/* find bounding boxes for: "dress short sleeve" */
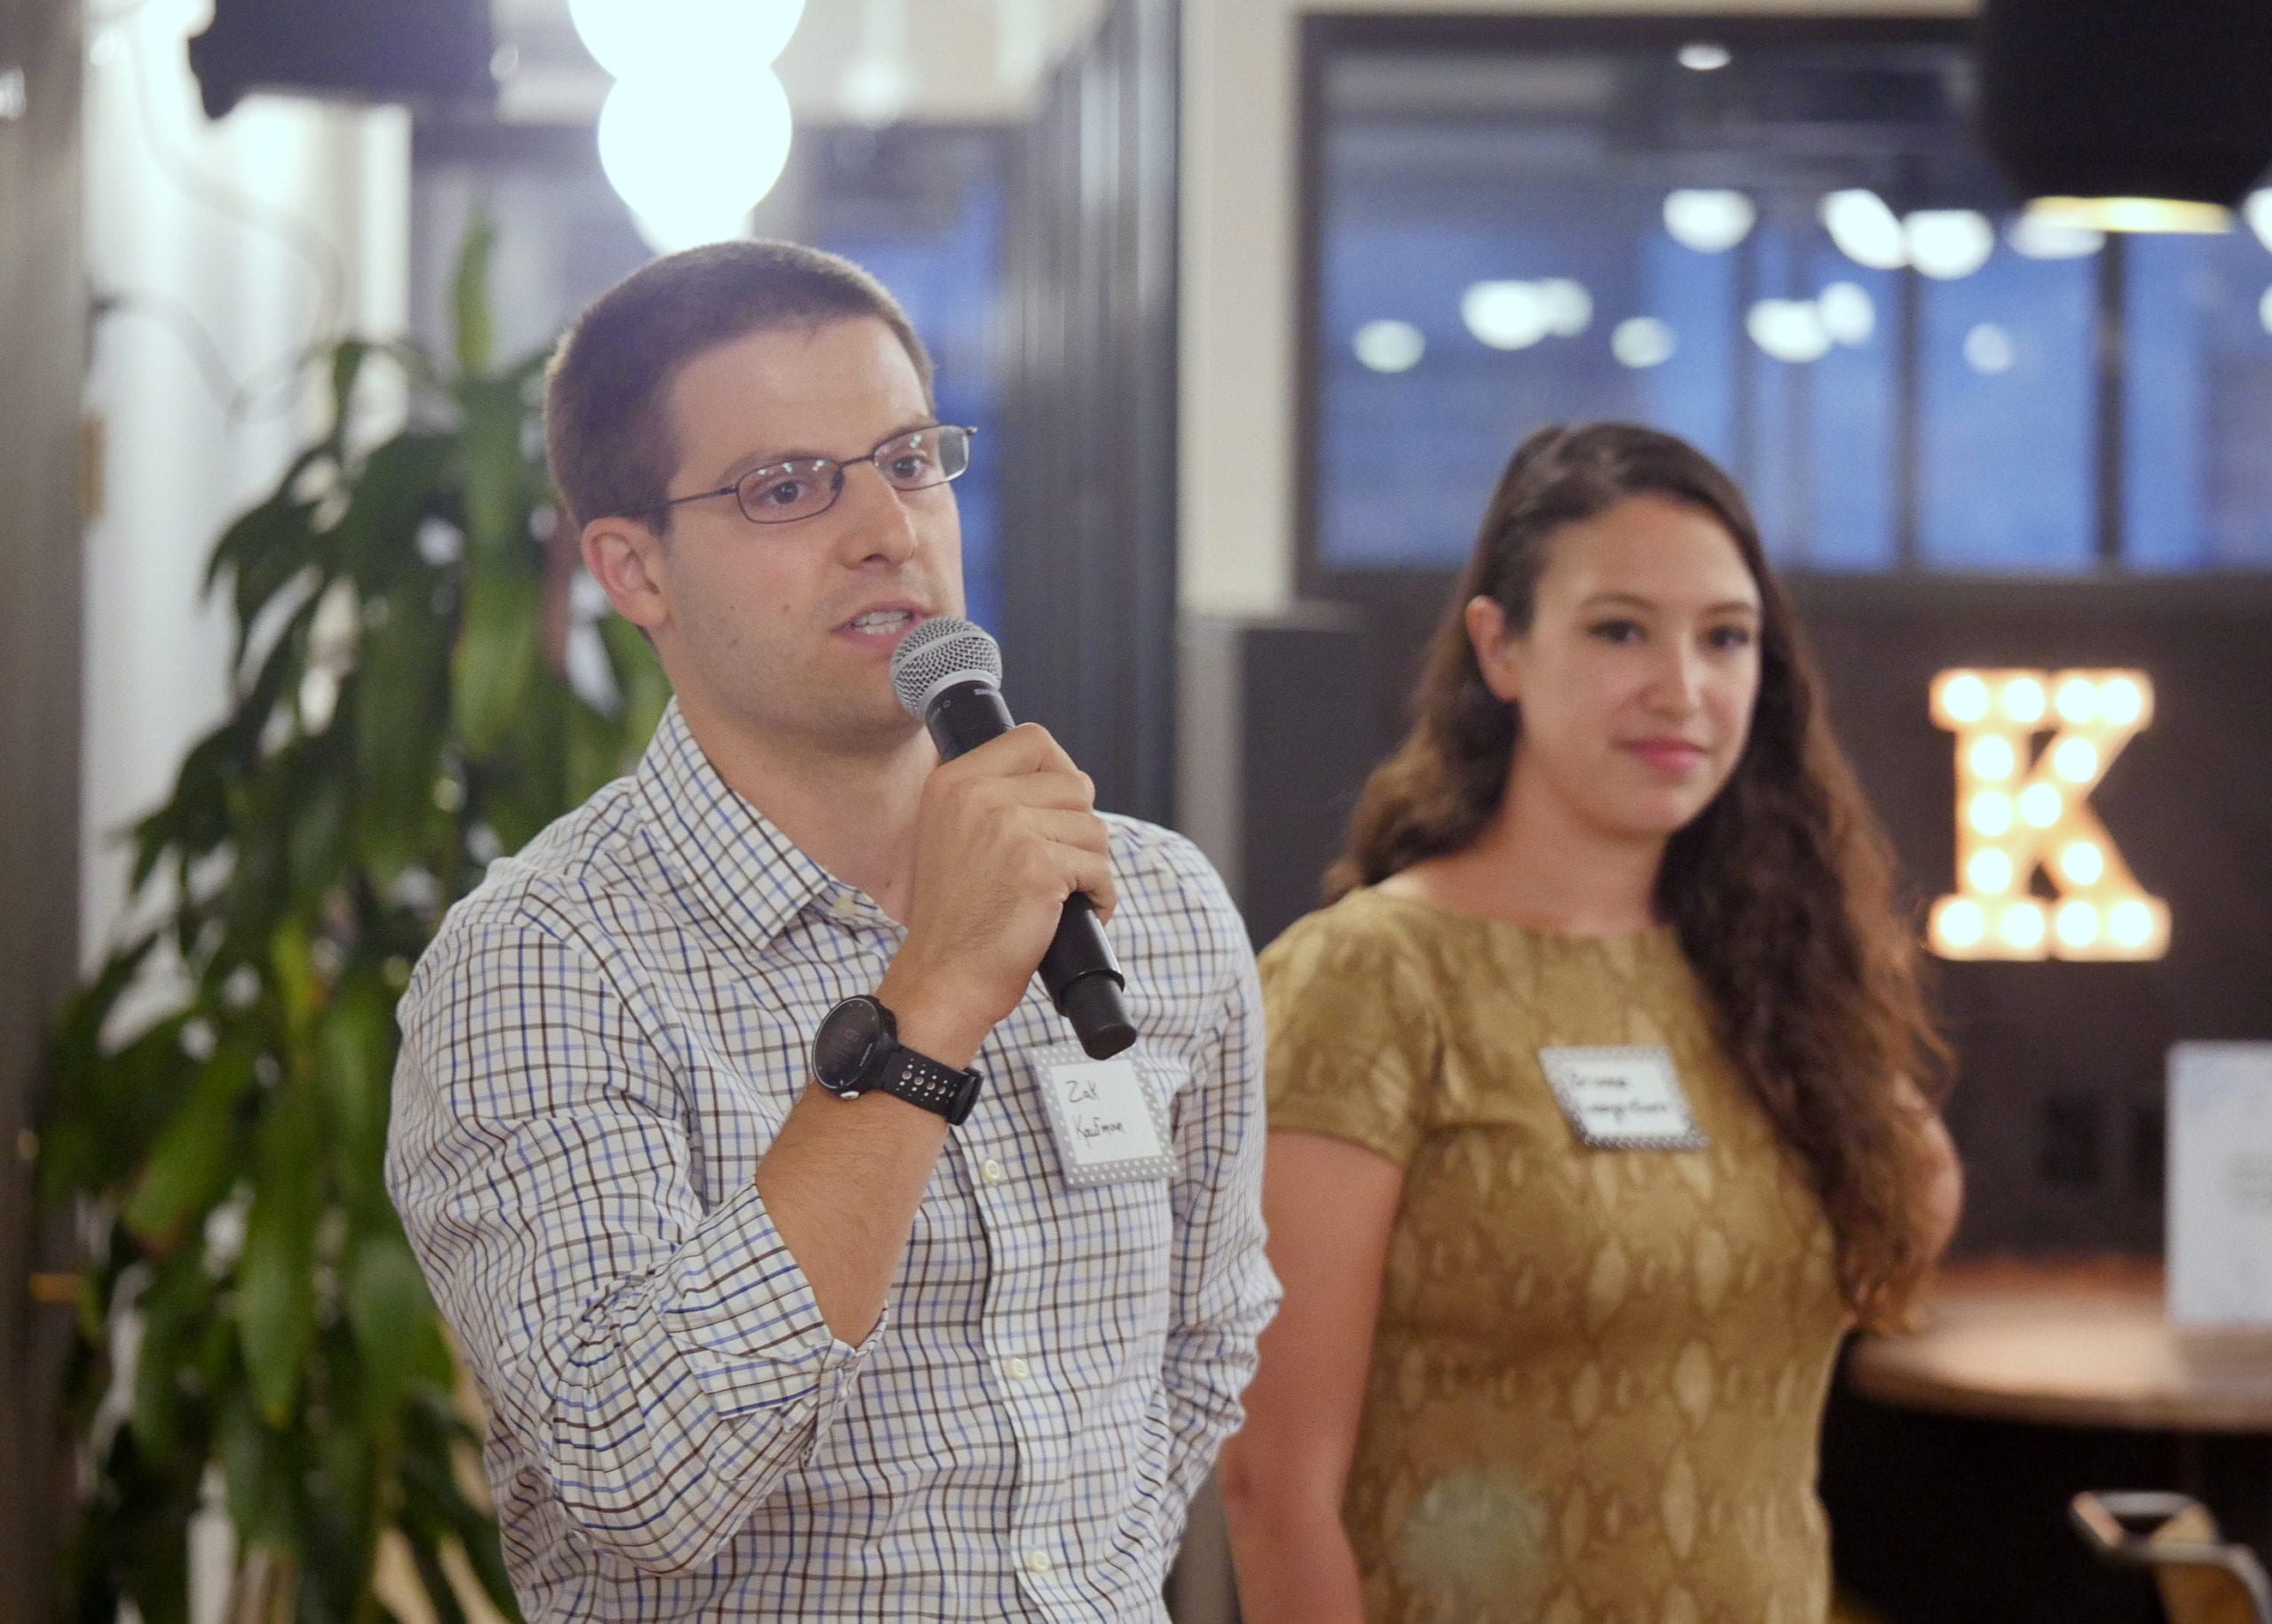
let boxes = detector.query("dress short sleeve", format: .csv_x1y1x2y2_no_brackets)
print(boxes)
1257,901,1440,1168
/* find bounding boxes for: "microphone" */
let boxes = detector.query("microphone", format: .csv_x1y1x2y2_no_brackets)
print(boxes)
890,617,1136,1060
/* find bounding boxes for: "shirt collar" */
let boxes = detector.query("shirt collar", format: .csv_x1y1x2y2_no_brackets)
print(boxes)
635,698,837,951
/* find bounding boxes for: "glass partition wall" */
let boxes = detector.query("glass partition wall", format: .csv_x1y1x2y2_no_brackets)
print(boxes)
1302,17,2272,582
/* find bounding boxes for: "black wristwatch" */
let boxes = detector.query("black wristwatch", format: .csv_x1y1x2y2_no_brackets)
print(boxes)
809,995,984,1126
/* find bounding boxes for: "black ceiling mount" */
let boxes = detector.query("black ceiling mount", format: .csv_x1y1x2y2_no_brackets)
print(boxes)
1976,0,2272,209
186,0,497,122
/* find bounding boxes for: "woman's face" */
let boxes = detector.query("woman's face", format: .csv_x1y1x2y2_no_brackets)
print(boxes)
1471,493,1764,844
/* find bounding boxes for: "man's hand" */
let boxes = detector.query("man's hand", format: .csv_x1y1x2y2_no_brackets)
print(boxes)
879,723,1115,1067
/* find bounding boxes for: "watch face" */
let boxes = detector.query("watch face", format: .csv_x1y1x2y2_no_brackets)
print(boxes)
812,997,888,1093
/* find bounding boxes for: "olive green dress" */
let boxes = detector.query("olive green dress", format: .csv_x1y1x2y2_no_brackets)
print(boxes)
1258,887,1849,1624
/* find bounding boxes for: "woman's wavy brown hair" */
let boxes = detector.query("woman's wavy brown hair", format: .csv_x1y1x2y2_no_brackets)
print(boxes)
1326,422,1950,1326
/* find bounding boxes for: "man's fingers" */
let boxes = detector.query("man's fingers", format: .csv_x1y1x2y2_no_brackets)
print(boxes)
1027,808,1111,855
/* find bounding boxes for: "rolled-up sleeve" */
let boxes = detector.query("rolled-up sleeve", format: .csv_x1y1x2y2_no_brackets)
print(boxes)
385,895,874,1575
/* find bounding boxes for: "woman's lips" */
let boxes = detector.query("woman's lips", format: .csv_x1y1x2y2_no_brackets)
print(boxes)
1621,738,1708,773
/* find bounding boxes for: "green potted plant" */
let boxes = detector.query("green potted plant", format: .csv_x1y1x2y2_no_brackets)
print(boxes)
38,219,666,1623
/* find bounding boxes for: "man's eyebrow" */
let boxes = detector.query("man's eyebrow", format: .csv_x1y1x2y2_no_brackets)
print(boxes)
709,418,942,486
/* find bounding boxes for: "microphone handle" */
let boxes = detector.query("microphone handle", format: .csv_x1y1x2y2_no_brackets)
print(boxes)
925,682,1136,1060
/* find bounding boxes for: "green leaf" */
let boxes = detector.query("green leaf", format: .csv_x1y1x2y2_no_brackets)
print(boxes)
130,1254,217,1459
450,211,496,378
345,1229,450,1419
459,377,527,569
122,1038,256,1242
317,981,393,1193
351,576,451,884
235,1092,321,1423
328,341,370,449
598,613,669,752
217,1389,302,1549
452,574,541,759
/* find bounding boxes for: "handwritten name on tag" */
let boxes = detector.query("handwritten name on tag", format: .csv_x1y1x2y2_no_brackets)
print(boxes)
1538,1045,1709,1152
1035,1048,1176,1187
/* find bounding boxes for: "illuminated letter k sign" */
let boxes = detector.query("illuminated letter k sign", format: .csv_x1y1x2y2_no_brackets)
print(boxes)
1928,669,2167,961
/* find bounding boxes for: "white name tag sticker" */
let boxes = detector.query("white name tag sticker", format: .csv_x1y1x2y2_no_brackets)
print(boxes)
1539,1045,1710,1152
1034,1045,1177,1187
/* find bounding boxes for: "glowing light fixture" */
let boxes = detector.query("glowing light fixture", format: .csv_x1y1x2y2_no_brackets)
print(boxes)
1936,671,1990,725
1964,324,2016,375
1905,210,1996,280
2245,190,2272,252
1968,737,2016,781
1677,42,1731,72
597,68,793,252
1747,299,1831,364
2001,675,2047,724
2022,197,2232,235
1970,792,2015,838
2055,677,2101,724
1537,279,1594,338
1821,190,1906,271
1934,898,1986,950
1930,666,2167,961
575,0,804,254
1462,281,1554,351
570,0,803,83
1611,318,1676,369
1817,282,1875,347
2007,213,2104,259
1969,850,2016,894
1353,320,1425,374
1663,189,1755,254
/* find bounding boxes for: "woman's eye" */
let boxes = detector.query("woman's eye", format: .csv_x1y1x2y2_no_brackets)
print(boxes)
1708,625,1756,651
758,478,807,507
1590,619,1644,644
888,454,933,482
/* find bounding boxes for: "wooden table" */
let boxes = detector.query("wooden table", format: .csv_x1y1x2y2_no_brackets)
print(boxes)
1850,1257,2272,1558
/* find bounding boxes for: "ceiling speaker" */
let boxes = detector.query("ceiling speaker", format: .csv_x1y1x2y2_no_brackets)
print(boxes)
1978,0,2272,225
187,0,497,121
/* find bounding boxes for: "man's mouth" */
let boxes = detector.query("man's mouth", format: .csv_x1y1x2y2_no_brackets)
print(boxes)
843,608,918,635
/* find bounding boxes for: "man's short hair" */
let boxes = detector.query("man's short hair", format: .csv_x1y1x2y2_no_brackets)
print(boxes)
543,239,935,534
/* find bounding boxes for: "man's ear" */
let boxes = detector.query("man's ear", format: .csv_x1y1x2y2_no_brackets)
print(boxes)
1464,595,1522,704
582,514,670,635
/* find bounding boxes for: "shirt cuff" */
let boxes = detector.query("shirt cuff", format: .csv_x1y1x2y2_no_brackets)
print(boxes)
658,1181,888,1435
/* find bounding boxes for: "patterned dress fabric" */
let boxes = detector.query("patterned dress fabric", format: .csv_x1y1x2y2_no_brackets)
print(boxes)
1258,887,1849,1624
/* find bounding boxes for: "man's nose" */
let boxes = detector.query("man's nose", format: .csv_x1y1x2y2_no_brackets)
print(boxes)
835,463,921,566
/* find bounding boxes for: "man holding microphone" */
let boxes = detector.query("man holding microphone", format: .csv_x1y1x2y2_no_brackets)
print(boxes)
386,240,1277,1619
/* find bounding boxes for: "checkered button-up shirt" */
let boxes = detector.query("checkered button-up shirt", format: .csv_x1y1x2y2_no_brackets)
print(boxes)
386,699,1279,1620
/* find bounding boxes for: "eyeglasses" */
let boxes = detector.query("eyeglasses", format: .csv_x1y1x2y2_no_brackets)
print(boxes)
656,423,976,526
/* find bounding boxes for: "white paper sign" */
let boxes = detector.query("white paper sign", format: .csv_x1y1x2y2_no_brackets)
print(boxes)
1034,1047,1176,1186
2169,1042,2272,1328
1538,1045,1710,1152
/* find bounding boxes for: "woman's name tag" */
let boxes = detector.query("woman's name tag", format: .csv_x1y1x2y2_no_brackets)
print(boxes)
1034,1045,1178,1187
1538,1045,1710,1152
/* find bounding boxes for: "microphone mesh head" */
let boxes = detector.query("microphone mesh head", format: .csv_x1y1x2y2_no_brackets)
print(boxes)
889,616,1003,721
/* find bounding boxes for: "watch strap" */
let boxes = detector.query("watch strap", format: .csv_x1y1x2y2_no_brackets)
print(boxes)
871,1044,984,1126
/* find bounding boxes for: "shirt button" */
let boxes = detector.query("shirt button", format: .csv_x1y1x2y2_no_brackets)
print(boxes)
1024,1549,1053,1575
826,894,859,920
980,1158,1008,1185
1005,1355,1031,1383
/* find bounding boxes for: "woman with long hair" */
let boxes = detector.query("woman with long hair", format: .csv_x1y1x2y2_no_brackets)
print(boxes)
1220,422,1962,1623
